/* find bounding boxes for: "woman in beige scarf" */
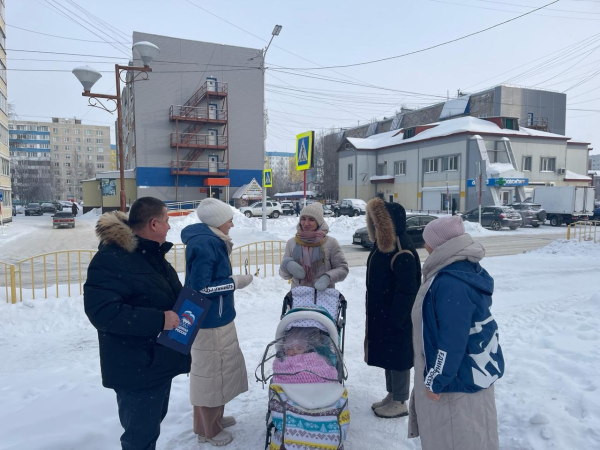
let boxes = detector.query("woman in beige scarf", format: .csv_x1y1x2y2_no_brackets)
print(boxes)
279,202,349,290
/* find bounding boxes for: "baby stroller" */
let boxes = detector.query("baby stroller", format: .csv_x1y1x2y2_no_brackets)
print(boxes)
256,286,349,450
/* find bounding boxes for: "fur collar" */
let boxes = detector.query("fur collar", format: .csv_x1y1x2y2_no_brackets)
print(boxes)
366,198,396,253
95,211,138,253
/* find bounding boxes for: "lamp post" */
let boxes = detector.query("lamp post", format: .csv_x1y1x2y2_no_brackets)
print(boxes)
72,41,160,212
261,25,282,232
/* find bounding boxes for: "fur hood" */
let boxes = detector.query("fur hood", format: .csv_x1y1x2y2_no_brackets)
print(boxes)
366,198,407,253
95,211,137,253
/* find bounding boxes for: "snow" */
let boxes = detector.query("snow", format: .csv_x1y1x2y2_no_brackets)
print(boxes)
274,191,317,197
564,170,592,181
369,175,394,181
347,116,572,151
487,162,517,175
1,239,600,449
439,95,470,119
166,208,368,246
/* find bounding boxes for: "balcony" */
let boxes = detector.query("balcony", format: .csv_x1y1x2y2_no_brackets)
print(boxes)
169,105,228,124
170,160,229,176
170,133,228,149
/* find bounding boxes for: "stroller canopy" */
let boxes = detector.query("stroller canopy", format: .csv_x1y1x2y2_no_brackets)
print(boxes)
275,311,340,349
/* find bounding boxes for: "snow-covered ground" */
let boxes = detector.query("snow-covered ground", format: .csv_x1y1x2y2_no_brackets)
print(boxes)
1,239,599,449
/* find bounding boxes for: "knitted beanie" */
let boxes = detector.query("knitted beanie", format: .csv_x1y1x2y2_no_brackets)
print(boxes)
422,215,465,250
299,202,325,227
196,198,233,228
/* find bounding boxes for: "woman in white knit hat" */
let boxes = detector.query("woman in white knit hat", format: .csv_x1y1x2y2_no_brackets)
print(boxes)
279,202,349,290
408,215,504,450
181,198,253,447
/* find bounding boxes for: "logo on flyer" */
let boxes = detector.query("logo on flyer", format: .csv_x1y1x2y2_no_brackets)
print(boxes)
168,299,204,345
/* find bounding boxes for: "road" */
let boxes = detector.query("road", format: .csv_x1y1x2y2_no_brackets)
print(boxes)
341,231,566,267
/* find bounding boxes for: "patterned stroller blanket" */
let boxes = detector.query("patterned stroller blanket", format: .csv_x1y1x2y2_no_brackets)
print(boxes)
285,287,340,332
268,384,350,450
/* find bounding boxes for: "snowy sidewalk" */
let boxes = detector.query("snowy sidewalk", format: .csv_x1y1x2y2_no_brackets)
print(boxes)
1,239,599,449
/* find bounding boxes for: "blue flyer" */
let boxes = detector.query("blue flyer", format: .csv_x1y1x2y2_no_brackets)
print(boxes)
157,286,212,355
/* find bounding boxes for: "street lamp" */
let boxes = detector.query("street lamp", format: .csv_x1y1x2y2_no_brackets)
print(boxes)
260,25,282,232
72,41,160,212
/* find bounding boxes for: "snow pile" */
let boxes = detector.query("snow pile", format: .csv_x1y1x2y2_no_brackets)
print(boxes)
527,238,600,256
564,169,592,181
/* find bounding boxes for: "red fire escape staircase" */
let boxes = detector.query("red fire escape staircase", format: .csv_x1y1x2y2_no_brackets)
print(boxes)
169,81,229,175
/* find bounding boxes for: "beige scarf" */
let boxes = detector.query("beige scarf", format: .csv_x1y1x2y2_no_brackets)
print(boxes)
208,226,233,255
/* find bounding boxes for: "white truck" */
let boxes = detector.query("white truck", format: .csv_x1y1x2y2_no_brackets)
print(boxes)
533,186,596,226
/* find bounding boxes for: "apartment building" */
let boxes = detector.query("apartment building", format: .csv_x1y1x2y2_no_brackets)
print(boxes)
0,0,9,222
10,118,111,201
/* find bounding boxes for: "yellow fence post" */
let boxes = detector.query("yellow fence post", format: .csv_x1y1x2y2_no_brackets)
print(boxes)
567,224,571,240
9,264,17,304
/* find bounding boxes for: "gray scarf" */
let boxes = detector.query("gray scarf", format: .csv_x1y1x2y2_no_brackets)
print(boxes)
421,233,485,283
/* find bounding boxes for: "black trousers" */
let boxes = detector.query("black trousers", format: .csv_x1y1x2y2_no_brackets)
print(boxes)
385,369,410,402
114,381,172,450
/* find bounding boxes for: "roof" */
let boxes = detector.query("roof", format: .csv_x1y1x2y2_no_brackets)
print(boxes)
345,116,575,151
564,170,592,181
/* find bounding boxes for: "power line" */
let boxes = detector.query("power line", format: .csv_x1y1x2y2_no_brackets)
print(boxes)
476,0,600,14
269,1,560,71
6,24,131,43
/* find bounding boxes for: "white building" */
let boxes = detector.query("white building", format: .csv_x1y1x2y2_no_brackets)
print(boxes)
339,116,591,211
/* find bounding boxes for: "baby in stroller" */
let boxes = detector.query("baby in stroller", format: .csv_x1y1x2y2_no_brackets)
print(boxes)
272,327,338,384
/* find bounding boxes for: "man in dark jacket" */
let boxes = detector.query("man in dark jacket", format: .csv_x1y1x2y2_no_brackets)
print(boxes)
71,201,79,216
84,197,191,450
365,198,421,419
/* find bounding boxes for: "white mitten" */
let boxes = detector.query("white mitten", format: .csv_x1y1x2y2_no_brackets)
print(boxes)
231,274,253,290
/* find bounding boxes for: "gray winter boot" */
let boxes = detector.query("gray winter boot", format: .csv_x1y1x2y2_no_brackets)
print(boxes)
198,429,233,446
373,400,408,418
371,392,393,411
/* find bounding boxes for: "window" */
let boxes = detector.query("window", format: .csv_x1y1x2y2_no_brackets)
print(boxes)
52,137,58,142
426,158,439,173
65,154,71,160
64,129,69,134
38,126,49,132
96,130,103,136
66,179,71,184
97,147,104,153
54,162,60,167
0,60,6,83
1,157,9,176
53,128,58,133
97,155,105,161
0,123,8,146
86,147,93,152
75,129,80,135
54,171,60,176
96,139,104,144
76,138,81,143
64,163,71,167
541,157,556,172
76,155,82,161
64,137,70,142
86,138,92,144
97,163,105,169
348,163,353,180
522,156,532,171
404,128,416,139
394,160,406,176
54,154,59,160
66,170,72,176
87,155,93,160
85,130,91,136
64,146,70,151
503,118,518,130
76,146,81,152
443,156,458,171
0,91,7,114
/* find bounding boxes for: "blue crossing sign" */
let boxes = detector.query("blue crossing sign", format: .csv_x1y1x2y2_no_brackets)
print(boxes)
295,131,314,171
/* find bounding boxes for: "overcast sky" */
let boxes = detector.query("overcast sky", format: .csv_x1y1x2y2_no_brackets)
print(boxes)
7,0,600,158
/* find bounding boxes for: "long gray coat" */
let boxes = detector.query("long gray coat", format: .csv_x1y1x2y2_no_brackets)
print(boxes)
408,234,499,450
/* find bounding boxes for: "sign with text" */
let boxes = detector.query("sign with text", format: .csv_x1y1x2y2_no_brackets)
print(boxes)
101,179,116,196
295,131,314,171
467,178,529,187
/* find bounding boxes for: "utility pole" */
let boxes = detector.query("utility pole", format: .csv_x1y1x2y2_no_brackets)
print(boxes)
261,25,282,232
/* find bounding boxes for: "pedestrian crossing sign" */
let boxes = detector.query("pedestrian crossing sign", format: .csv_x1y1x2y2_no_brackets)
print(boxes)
295,131,314,171
263,169,273,188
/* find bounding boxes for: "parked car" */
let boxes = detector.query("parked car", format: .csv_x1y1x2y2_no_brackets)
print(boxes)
507,203,547,228
40,202,57,214
593,206,600,221
24,203,43,216
323,204,334,217
332,198,367,217
52,201,63,211
59,201,76,210
52,211,76,229
239,201,283,218
353,214,437,248
461,206,522,230
281,203,295,216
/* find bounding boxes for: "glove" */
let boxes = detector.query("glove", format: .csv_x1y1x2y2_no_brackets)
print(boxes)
231,274,253,290
285,260,306,280
314,274,331,291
